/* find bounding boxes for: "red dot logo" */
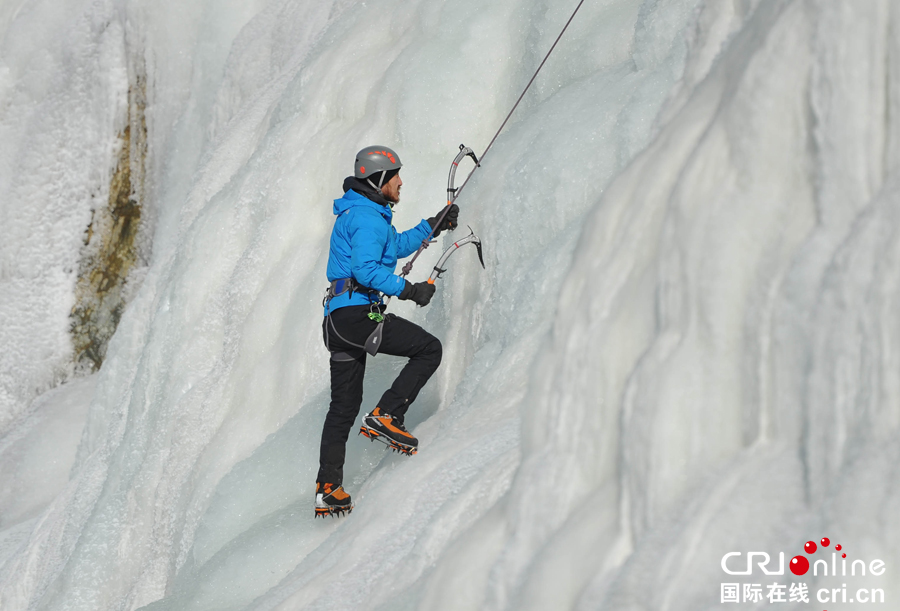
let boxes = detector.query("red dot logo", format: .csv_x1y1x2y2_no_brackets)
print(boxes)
804,541,818,554
842,553,847,558
790,555,810,575
835,544,842,551
821,537,831,547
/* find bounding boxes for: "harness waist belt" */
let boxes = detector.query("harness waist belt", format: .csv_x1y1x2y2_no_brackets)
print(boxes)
327,278,379,299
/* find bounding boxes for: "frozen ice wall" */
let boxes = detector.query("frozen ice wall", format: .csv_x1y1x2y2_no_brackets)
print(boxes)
0,0,127,430
1,0,899,609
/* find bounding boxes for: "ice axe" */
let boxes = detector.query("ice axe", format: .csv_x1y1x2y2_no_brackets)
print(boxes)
427,226,485,284
400,145,479,278
365,228,484,357
365,148,484,357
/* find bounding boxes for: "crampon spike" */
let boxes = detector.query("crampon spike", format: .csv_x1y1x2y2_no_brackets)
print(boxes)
359,424,417,455
315,505,352,519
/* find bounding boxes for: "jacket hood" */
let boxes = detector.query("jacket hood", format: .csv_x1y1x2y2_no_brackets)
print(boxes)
333,178,393,220
342,176,391,207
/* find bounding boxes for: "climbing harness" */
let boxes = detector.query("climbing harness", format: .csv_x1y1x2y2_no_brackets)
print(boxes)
325,277,374,300
323,279,385,359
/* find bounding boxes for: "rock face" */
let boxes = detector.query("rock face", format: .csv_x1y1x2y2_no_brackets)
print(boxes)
70,75,148,372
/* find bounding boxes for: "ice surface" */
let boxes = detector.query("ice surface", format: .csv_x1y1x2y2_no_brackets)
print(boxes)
1,0,900,610
0,0,128,431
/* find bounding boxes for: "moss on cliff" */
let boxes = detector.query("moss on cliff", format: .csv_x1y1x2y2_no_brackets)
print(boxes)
70,74,148,372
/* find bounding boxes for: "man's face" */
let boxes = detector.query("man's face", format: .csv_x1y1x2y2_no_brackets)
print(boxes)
381,173,402,203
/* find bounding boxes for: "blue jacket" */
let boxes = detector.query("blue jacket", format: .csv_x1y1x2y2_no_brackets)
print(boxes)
325,184,431,315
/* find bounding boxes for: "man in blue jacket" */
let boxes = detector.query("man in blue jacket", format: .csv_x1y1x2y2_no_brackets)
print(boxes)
316,145,459,517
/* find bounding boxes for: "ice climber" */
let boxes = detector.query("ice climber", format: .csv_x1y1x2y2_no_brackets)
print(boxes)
316,145,459,517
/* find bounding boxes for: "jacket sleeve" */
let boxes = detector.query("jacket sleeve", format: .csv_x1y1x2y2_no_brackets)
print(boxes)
349,212,408,296
396,219,432,259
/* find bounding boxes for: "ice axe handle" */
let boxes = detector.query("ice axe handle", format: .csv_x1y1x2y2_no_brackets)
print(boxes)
447,145,478,205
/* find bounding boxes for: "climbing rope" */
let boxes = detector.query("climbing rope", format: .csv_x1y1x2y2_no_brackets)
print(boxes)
454,0,587,202
402,0,587,277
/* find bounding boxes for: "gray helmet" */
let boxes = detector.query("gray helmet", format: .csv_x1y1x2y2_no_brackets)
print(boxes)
355,146,402,187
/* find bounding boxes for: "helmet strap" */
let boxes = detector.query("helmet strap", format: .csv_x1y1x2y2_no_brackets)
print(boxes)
367,171,387,191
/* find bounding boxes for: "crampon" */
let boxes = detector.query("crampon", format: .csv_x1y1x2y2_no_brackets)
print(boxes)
315,504,353,518
359,425,417,456
359,408,418,456
315,483,353,518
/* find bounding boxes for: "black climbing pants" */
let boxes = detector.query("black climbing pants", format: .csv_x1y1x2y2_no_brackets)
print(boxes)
317,304,442,485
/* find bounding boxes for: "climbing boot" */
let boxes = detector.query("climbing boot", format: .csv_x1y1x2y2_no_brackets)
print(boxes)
315,482,353,518
359,407,418,456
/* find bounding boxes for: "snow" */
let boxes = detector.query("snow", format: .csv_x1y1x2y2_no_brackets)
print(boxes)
1,0,899,610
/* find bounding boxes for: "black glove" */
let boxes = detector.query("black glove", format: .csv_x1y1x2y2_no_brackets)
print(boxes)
427,204,459,237
398,280,436,306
